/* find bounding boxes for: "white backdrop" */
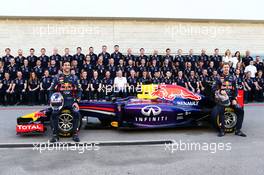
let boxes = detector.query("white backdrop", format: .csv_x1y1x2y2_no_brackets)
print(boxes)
0,0,263,20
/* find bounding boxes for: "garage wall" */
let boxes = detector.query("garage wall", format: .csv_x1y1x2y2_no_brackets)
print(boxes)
0,18,263,56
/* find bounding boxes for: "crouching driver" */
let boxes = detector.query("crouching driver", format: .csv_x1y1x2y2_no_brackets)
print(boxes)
49,61,82,142
212,62,246,137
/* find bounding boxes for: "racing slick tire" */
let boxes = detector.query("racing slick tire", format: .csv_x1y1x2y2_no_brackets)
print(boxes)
212,107,237,133
58,109,82,137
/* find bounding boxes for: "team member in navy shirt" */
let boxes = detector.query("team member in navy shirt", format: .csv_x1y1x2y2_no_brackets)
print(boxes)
82,55,94,80
98,45,111,66
90,71,102,100
40,70,53,105
111,45,123,66
50,48,62,68
39,48,50,68
124,48,136,66
242,50,253,67
6,58,18,80
72,47,85,66
244,71,255,103
33,60,44,79
106,58,117,79
174,49,185,71
88,47,98,66
174,71,188,88
27,48,38,68
2,48,14,67
254,70,264,102
12,71,27,105
62,48,73,62
0,73,13,105
136,48,149,66
210,48,222,69
127,70,138,96
15,49,26,67
101,71,114,100
95,56,105,79
28,72,40,105
188,70,200,93
80,71,90,100
48,60,59,77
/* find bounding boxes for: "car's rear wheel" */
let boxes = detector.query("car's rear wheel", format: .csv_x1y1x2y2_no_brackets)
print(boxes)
212,107,237,133
58,109,82,137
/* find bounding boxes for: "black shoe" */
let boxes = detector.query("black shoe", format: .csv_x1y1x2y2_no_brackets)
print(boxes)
218,129,225,137
72,134,80,142
49,135,59,143
235,130,247,137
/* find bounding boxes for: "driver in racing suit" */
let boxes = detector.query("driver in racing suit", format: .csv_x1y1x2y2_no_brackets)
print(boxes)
49,61,82,142
212,62,246,137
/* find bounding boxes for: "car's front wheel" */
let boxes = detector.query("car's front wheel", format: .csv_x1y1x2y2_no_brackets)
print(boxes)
58,109,82,137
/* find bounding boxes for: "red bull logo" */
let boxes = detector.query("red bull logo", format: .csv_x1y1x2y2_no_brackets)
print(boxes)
60,83,74,91
151,85,201,101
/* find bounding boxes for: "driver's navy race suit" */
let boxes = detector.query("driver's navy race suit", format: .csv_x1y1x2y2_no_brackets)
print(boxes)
212,73,244,131
49,73,82,135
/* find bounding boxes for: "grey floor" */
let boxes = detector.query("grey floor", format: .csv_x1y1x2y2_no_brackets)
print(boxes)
0,105,263,175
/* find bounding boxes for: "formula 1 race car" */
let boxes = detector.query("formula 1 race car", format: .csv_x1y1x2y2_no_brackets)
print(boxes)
16,84,244,136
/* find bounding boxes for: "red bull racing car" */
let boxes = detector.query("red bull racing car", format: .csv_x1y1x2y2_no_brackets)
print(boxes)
16,84,243,136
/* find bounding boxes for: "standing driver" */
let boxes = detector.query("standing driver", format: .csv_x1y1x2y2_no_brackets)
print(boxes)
212,62,246,137
49,61,82,142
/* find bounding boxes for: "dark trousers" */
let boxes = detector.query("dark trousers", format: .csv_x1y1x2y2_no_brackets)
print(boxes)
50,107,80,135
114,91,127,98
82,90,90,100
0,91,3,105
28,90,39,105
211,104,244,131
127,87,137,96
15,90,27,104
90,89,101,100
40,89,49,105
255,88,264,102
244,88,255,102
0,90,7,105
101,89,113,101
0,90,14,105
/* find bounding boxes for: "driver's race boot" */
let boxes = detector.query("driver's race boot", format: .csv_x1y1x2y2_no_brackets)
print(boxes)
218,129,225,137
72,133,80,142
49,134,59,143
235,130,247,137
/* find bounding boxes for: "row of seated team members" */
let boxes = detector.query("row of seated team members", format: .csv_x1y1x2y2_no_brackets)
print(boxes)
0,67,263,105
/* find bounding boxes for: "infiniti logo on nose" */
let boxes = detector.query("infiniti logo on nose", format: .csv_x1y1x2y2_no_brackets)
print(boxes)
141,105,162,116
